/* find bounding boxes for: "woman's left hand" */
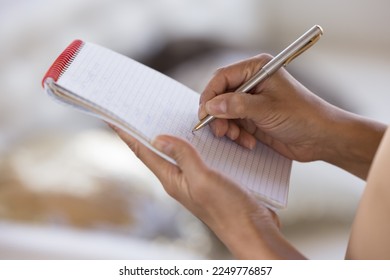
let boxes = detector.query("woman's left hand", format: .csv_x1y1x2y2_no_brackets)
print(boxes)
111,126,304,259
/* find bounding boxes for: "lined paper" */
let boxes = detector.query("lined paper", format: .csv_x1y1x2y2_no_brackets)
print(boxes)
51,42,291,208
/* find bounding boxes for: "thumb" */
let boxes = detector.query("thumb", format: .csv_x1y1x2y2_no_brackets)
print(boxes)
152,135,206,176
205,93,265,120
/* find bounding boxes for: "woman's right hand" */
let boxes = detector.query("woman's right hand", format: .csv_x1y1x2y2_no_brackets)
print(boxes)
199,54,386,179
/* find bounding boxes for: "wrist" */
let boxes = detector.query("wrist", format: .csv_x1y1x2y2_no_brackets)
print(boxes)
320,108,386,180
210,205,304,259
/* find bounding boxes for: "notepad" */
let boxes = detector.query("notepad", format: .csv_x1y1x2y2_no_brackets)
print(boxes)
42,40,292,209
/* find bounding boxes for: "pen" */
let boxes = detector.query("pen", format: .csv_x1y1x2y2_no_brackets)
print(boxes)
192,24,323,132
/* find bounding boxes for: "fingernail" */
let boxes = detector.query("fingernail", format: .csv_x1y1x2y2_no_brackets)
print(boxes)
152,138,172,155
245,138,256,150
206,99,226,115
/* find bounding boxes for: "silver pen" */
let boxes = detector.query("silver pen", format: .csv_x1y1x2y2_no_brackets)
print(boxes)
192,25,323,132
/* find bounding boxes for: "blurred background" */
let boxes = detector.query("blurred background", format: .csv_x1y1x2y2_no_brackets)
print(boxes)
1,0,389,259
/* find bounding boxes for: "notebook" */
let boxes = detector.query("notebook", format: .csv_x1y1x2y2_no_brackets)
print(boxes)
42,40,292,209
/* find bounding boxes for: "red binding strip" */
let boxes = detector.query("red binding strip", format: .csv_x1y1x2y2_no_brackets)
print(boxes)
42,39,84,87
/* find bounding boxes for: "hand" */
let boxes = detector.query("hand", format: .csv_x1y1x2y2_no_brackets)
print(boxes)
199,54,336,162
111,126,304,259
199,54,386,178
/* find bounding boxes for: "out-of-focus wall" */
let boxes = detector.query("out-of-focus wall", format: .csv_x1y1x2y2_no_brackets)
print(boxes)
261,1,390,51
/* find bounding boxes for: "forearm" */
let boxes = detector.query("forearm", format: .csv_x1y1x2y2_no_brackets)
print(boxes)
320,107,386,180
346,127,390,259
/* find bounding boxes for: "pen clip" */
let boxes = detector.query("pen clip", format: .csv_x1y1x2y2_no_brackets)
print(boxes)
283,33,322,66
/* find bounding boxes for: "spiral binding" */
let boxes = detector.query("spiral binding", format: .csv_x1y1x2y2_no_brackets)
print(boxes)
42,39,84,87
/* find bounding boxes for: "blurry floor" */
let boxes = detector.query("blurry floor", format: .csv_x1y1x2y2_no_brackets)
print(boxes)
0,221,202,259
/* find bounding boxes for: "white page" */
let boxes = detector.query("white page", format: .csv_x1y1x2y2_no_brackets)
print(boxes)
50,42,291,208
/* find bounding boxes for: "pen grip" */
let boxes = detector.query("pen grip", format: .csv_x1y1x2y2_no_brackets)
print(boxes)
193,25,323,132
194,68,270,131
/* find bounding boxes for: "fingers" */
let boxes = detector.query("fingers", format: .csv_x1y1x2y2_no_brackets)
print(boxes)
152,135,210,200
209,118,229,138
198,54,272,119
204,93,261,149
205,92,268,120
197,54,274,146
112,125,208,187
234,129,257,150
209,118,257,150
152,135,207,179
111,126,177,186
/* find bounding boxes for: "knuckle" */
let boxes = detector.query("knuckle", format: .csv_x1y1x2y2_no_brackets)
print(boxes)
213,66,227,76
230,94,246,117
255,53,274,63
240,54,274,83
250,53,274,72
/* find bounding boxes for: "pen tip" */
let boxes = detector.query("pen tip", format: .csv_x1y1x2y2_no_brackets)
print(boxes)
192,115,213,132
192,122,201,133
192,122,204,132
